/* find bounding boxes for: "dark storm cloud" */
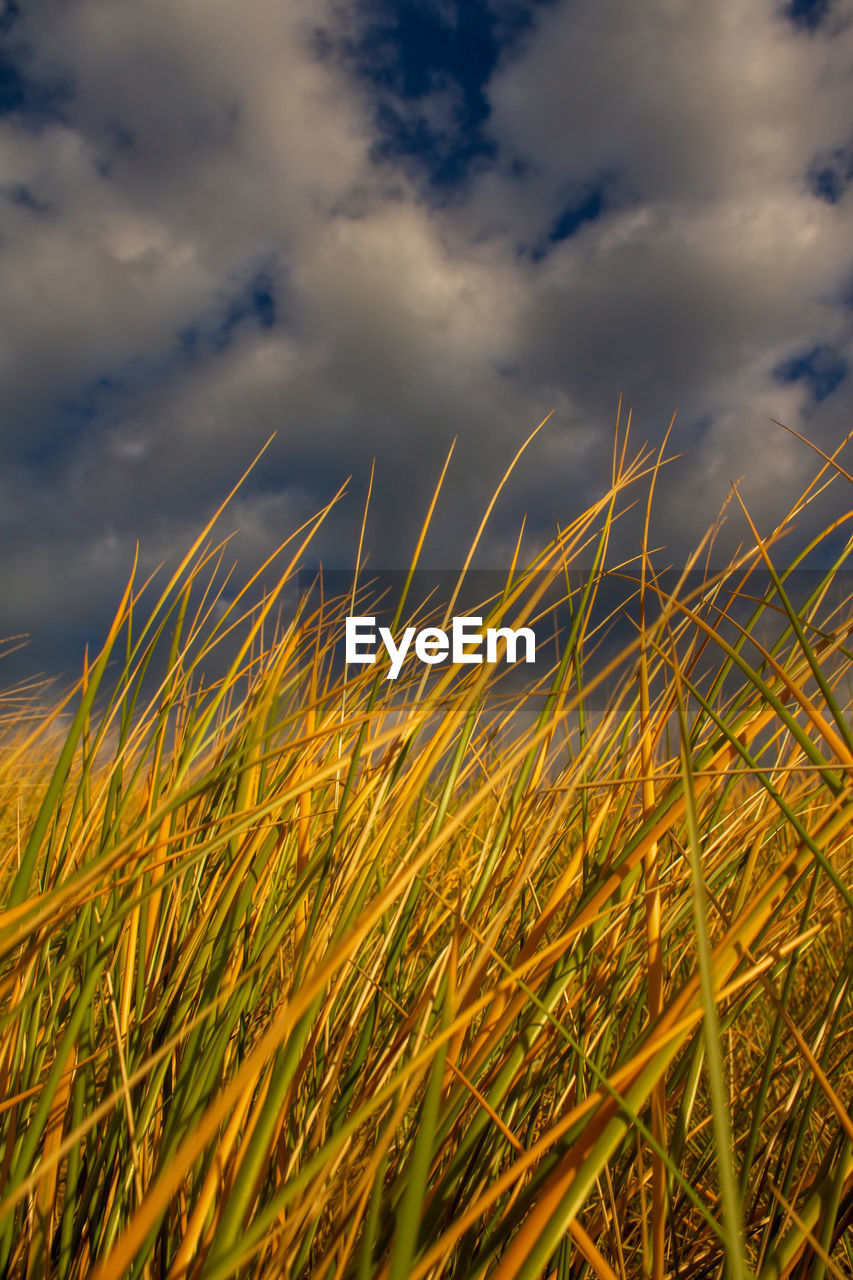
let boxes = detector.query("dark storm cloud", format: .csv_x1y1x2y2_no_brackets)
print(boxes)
1,0,853,684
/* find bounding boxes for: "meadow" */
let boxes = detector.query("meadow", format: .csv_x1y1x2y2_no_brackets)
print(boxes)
2,420,853,1279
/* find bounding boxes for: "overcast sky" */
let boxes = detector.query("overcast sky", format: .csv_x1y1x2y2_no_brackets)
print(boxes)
1,0,852,681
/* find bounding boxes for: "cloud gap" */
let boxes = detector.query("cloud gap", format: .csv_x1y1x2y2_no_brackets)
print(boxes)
318,0,553,193
773,343,849,401
783,0,832,32
807,144,853,203
0,38,72,125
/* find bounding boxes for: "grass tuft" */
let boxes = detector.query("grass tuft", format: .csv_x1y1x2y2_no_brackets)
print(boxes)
3,424,853,1279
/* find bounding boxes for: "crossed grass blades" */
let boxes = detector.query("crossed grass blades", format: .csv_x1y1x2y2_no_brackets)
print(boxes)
2,412,853,1280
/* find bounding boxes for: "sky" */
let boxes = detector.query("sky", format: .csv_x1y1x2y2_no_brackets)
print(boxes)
1,0,853,682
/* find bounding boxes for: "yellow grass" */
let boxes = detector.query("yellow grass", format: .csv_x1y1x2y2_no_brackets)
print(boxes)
2,416,853,1279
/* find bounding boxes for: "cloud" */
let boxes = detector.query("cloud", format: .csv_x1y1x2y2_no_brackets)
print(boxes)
1,0,853,685
469,0,853,540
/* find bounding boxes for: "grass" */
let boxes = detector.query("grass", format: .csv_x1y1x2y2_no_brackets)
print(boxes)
2,416,853,1279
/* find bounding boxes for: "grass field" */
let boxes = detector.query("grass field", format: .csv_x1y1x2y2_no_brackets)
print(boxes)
2,422,853,1279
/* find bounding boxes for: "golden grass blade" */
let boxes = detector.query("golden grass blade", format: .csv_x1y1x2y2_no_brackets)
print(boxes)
4,420,853,1280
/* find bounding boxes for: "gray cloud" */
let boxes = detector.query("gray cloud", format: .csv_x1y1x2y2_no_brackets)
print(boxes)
1,0,853,685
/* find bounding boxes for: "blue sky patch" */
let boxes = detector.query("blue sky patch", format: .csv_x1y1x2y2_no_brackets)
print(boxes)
214,266,278,348
807,146,853,203
0,50,30,115
322,0,555,193
523,179,618,260
774,344,849,400
550,187,605,243
4,182,50,214
783,0,832,31
21,374,128,468
0,39,72,125
0,2,19,37
60,374,126,425
181,263,281,359
370,97,496,191
23,262,283,468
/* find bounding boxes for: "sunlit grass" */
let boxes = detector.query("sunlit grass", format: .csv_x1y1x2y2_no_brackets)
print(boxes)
2,418,853,1279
